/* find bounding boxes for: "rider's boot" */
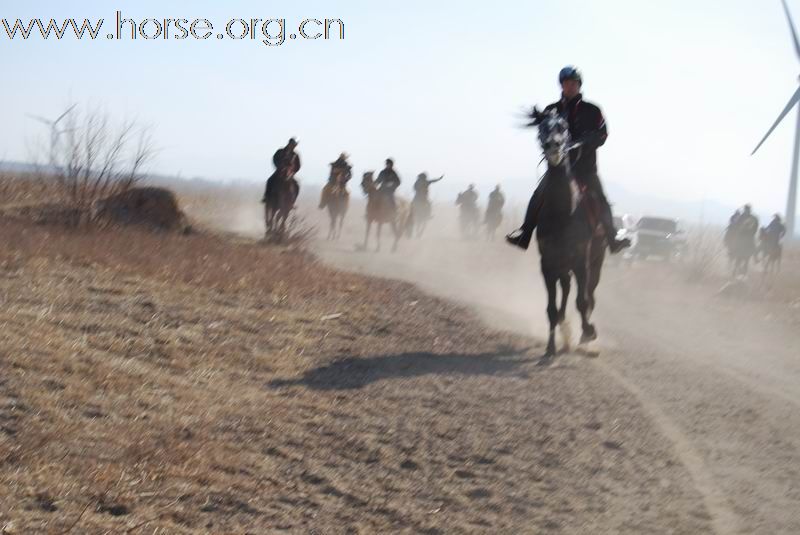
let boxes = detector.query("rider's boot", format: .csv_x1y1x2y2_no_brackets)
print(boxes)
598,197,630,254
506,183,545,250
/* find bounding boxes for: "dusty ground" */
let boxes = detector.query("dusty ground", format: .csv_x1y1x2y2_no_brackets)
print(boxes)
300,195,800,535
0,183,718,534
1,177,797,533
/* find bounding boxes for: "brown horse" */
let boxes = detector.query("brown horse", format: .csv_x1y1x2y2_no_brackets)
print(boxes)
264,169,300,238
319,169,349,240
360,172,409,252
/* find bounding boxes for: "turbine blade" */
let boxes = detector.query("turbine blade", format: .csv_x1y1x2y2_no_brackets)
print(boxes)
25,113,53,126
53,103,77,125
783,0,800,61
752,86,800,155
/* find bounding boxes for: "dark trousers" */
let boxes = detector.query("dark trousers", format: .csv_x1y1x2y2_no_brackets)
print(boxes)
521,173,616,236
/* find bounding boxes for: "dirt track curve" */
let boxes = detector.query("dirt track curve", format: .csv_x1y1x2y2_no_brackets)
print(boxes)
311,224,800,535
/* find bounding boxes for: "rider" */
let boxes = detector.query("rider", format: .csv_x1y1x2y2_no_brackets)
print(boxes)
764,213,787,242
458,184,479,207
413,172,444,202
263,138,301,203
506,66,629,253
725,208,743,249
486,184,505,220
738,204,760,252
320,152,352,208
729,208,742,228
375,158,401,208
328,152,353,185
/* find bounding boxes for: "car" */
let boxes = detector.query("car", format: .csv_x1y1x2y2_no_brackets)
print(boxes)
632,216,687,261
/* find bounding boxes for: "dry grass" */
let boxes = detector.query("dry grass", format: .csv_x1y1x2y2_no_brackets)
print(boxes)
683,225,726,283
0,215,536,533
0,172,63,206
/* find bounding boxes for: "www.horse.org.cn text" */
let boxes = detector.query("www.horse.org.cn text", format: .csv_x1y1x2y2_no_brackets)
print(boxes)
1,11,345,47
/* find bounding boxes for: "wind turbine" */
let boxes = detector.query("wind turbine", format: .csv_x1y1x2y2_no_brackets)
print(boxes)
752,0,800,238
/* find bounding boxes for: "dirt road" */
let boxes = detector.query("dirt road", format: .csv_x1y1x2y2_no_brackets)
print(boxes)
311,223,800,534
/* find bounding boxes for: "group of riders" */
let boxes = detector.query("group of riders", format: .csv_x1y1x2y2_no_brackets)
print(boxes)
724,204,787,275
263,66,800,268
262,135,510,239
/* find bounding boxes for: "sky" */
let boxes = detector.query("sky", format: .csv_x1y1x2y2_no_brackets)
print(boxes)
1,0,800,226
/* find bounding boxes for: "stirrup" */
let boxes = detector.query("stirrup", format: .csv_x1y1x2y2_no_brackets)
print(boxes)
608,237,631,254
505,228,531,250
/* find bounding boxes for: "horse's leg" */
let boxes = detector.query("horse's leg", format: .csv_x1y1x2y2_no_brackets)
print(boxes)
338,203,347,240
277,211,287,239
558,274,570,324
364,220,372,250
543,269,559,358
376,223,382,252
264,205,272,236
558,274,572,352
588,239,604,314
574,254,597,344
390,219,400,252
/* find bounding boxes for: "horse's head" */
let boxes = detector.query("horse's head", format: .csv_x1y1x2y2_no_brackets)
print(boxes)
536,109,571,167
361,171,375,195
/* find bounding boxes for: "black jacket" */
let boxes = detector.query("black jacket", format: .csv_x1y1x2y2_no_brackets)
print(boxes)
544,93,607,178
329,157,352,181
272,147,301,176
376,168,401,191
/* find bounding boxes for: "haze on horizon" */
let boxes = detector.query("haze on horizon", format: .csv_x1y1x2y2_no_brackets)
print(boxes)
1,0,799,228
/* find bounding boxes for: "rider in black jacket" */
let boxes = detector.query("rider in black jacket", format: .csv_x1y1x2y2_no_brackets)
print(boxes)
263,138,301,203
506,67,630,253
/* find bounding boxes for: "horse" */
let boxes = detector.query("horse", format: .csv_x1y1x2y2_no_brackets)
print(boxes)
360,172,410,252
456,192,480,239
264,169,300,238
409,194,432,238
531,109,607,358
757,227,783,275
484,203,503,241
319,169,349,240
725,216,758,278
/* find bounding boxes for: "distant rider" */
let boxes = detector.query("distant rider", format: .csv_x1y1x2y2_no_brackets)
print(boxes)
263,138,301,203
375,158,401,208
320,152,352,208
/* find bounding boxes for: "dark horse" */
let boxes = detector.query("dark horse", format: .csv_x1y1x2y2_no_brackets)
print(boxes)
264,169,300,237
724,215,758,278
757,227,783,275
532,109,606,358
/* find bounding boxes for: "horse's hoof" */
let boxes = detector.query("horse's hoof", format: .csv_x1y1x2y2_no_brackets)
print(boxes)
580,328,598,345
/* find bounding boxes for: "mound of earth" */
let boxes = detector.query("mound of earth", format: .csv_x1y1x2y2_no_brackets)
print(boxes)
92,187,189,232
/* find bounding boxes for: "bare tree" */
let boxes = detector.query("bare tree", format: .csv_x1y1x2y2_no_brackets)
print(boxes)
29,103,156,225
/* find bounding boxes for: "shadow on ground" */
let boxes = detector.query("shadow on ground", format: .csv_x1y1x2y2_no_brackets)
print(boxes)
267,347,539,391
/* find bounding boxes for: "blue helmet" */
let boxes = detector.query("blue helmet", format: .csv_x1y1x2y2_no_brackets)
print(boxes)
559,66,582,85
